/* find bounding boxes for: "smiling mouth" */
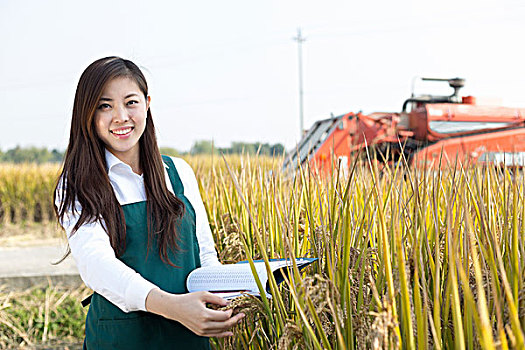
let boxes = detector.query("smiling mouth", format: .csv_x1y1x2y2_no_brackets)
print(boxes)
111,127,134,136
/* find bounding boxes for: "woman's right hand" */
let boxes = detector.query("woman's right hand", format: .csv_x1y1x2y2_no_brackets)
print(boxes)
145,288,245,338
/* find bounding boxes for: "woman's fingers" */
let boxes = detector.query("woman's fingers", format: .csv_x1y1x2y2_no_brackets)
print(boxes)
203,312,246,332
200,291,230,307
223,312,245,328
205,308,234,322
147,291,245,337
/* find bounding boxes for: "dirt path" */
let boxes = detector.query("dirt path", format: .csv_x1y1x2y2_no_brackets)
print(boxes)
0,224,81,289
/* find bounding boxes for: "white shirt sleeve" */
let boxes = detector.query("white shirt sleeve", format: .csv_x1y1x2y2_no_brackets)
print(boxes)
170,157,221,267
55,157,220,313
55,187,158,313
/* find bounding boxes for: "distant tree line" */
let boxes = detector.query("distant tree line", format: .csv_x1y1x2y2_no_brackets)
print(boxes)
0,141,286,163
189,140,285,156
0,146,64,164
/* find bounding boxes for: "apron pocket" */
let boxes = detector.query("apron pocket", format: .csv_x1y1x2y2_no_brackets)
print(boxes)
96,315,155,349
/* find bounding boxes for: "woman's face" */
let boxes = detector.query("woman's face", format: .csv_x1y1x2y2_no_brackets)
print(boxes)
94,76,150,165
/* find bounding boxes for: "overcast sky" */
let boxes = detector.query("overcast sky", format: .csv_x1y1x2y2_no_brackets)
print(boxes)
1,0,524,152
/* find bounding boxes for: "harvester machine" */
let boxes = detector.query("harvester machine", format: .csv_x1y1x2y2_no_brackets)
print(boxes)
284,78,525,172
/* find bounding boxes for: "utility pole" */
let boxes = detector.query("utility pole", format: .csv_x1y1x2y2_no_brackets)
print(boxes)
293,28,306,137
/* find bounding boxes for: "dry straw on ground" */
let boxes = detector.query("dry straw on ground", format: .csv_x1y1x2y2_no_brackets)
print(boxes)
0,283,90,349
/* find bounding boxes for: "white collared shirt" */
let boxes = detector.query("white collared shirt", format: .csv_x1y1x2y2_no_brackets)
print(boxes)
56,150,220,313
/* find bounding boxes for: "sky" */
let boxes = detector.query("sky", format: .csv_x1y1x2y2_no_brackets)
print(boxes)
1,0,525,152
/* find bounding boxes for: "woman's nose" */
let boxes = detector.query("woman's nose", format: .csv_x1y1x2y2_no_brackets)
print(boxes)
112,105,130,123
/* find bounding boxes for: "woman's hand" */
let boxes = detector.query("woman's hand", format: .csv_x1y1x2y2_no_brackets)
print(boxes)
145,288,245,338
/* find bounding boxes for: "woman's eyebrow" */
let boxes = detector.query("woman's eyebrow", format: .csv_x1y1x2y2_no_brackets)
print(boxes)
99,93,139,101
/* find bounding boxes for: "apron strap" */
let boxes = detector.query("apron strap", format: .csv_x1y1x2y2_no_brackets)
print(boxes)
81,294,92,307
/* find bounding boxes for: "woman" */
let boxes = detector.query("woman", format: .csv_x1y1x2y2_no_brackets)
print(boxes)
54,56,244,349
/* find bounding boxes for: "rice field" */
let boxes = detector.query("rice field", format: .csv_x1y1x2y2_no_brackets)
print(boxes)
0,155,524,349
0,163,59,225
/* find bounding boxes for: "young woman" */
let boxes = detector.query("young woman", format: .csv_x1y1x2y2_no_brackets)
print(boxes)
54,56,244,349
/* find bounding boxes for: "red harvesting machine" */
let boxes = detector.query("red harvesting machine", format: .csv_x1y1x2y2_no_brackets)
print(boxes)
284,78,525,172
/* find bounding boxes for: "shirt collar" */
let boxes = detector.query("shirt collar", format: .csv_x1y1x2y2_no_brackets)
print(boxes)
104,148,170,174
105,149,132,175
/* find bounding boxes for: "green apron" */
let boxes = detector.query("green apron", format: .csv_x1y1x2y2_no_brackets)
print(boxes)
84,156,210,349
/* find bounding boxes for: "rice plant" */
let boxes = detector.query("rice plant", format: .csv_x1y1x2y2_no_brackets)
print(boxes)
0,154,524,349
197,155,525,349
0,163,60,225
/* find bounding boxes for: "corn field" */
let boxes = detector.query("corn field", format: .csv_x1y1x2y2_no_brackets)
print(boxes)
1,155,524,349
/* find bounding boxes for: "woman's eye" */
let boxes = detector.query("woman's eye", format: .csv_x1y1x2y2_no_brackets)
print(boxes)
127,100,139,106
98,103,111,110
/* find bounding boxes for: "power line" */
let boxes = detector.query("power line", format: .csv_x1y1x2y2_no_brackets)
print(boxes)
293,28,306,137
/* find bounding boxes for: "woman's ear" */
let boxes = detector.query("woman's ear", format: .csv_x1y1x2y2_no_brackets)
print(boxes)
146,95,151,111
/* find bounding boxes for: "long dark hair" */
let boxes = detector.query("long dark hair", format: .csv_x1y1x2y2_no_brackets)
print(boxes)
54,56,185,266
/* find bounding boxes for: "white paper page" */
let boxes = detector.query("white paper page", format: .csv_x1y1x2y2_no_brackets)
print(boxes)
211,291,261,300
187,262,269,293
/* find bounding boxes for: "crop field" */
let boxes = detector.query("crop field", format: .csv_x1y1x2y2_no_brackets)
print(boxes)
0,155,524,349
